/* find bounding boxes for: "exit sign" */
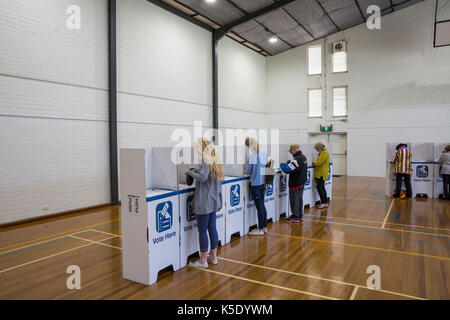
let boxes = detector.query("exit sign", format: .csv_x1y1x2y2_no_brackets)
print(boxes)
320,125,332,132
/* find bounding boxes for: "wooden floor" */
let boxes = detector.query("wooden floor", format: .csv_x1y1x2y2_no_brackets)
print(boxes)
0,176,449,300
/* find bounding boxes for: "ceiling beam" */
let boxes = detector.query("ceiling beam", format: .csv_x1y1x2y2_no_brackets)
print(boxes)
282,7,316,41
146,0,213,32
315,0,340,32
215,0,297,41
354,0,366,22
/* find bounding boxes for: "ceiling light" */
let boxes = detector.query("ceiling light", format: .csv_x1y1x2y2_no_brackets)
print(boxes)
269,36,278,43
205,0,216,3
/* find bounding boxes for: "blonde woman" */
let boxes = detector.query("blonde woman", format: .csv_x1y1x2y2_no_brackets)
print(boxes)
244,137,268,235
185,138,224,268
312,142,330,209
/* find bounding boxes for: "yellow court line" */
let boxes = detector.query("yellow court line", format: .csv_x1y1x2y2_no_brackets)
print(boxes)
267,232,450,262
304,213,450,232
69,235,122,250
89,229,121,237
0,218,120,252
381,199,395,228
300,217,450,239
0,235,118,275
189,266,338,300
0,242,95,275
350,286,359,300
217,256,425,300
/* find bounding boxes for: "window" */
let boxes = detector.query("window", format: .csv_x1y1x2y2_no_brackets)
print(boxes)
307,46,322,75
333,86,348,117
332,51,347,73
308,89,322,117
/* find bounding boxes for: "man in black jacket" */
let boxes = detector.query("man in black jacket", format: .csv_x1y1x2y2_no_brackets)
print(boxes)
285,144,308,223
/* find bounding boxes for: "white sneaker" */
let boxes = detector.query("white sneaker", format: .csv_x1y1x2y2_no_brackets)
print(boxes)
263,227,268,233
189,260,208,268
249,229,264,236
207,256,218,265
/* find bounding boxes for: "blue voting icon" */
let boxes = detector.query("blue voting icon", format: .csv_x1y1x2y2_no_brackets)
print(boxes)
186,195,195,222
265,181,273,196
416,165,429,178
230,184,240,207
156,201,173,233
306,170,311,186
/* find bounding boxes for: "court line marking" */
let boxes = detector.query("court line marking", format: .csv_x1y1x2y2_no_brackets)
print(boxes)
381,199,395,228
300,217,450,239
350,286,359,300
0,235,117,275
333,196,387,203
217,256,425,300
189,266,338,300
304,213,450,232
267,232,450,261
89,229,121,237
68,235,122,250
0,218,120,252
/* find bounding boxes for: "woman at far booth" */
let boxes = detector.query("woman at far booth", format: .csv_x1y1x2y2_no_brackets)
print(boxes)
184,138,224,268
312,142,330,209
245,137,268,236
439,145,450,200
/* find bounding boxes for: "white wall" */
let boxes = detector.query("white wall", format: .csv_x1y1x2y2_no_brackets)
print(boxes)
0,0,110,224
266,0,450,177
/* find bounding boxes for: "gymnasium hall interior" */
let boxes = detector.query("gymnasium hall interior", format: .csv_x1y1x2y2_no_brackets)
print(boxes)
0,0,449,305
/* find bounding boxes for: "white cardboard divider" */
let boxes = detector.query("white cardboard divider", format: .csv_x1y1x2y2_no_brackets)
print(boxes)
120,148,181,286
304,166,315,207
385,161,397,197
276,172,290,218
412,143,434,161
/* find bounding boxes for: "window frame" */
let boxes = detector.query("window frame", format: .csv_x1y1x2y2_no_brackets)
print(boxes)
307,45,322,76
332,85,348,118
331,47,348,74
307,88,323,118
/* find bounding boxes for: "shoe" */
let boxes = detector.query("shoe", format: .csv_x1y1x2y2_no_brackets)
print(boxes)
189,260,208,268
263,227,268,233
286,216,293,221
317,204,326,209
249,229,265,236
291,218,300,223
207,256,218,265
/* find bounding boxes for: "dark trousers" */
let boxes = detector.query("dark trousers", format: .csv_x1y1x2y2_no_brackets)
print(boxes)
443,174,450,199
196,212,218,253
250,185,268,229
289,187,304,219
394,173,412,198
315,177,328,204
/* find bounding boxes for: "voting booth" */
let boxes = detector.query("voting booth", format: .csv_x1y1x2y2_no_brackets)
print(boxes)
411,143,434,197
223,146,245,244
243,176,258,234
275,144,291,218
120,148,181,286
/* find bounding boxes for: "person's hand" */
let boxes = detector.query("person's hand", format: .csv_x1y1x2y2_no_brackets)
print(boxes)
184,168,190,175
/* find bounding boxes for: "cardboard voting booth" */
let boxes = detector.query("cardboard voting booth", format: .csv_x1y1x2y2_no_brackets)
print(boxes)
178,184,198,268
120,148,181,286
411,143,434,197
299,144,314,208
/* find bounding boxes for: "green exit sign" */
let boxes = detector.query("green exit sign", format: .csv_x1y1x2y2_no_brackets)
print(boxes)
320,125,333,132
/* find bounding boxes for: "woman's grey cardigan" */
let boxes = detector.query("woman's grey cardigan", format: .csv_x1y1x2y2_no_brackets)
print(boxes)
187,163,223,215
